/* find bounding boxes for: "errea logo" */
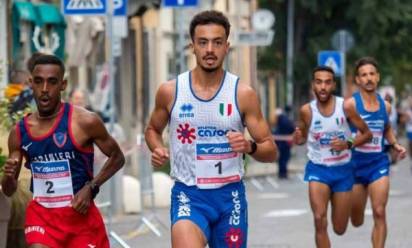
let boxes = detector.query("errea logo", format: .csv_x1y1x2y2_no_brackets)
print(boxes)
179,103,194,118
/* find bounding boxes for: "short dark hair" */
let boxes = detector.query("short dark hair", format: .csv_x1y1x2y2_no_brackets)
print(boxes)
30,54,65,77
27,52,45,72
189,10,231,41
312,66,335,80
355,57,379,75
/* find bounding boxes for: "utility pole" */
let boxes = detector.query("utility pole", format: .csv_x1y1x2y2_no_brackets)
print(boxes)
0,0,8,91
286,0,294,107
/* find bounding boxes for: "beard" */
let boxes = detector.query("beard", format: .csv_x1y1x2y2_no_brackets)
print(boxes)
199,64,220,73
314,90,332,103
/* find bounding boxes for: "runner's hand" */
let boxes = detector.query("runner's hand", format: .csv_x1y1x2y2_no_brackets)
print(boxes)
3,158,19,178
71,185,92,215
393,143,407,160
151,147,169,168
330,137,347,151
293,127,303,145
227,131,251,153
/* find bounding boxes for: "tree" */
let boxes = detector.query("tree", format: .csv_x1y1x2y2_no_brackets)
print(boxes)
258,0,412,106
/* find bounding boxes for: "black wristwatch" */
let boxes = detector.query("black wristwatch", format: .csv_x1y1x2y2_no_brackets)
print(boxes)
346,139,353,149
85,181,100,198
248,141,258,155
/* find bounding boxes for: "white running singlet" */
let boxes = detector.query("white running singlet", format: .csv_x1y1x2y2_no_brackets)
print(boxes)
307,97,352,166
169,70,245,189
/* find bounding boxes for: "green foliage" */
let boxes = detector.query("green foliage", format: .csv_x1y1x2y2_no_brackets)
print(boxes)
0,97,27,131
258,0,412,105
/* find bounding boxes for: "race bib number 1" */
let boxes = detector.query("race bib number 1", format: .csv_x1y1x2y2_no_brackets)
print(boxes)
31,160,74,208
195,143,241,189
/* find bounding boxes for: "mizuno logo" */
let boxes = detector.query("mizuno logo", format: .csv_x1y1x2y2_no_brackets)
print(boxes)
22,142,33,151
379,169,388,174
200,147,215,153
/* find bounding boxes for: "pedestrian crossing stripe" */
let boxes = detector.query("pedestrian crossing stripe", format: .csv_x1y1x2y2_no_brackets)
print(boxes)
67,0,104,10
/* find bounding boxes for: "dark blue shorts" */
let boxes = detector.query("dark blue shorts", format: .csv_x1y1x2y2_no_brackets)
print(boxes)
304,161,354,192
353,156,390,185
407,132,412,141
170,181,248,248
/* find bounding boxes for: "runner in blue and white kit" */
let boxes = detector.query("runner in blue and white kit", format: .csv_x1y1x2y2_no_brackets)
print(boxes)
145,10,277,248
294,66,372,248
350,57,406,248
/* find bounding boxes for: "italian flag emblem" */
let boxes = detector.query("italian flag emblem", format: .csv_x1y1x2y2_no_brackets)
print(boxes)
336,117,345,125
219,103,233,116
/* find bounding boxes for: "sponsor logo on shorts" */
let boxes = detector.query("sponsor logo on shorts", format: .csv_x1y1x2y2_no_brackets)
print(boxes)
225,227,244,248
308,175,320,181
379,168,388,174
229,190,241,226
177,191,191,217
25,226,45,235
87,244,96,248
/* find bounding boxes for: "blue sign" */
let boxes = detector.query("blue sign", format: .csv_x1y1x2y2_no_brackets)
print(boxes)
163,0,198,8
62,0,107,15
318,51,344,76
114,0,127,16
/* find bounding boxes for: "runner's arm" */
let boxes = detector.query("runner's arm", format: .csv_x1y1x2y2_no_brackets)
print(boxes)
1,126,24,196
344,98,372,147
383,101,406,157
145,81,175,167
237,84,277,162
88,114,125,188
293,104,311,145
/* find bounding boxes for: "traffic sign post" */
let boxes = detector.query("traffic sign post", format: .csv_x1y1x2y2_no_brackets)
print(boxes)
162,0,199,73
62,0,107,15
163,0,198,7
236,30,275,46
318,50,345,94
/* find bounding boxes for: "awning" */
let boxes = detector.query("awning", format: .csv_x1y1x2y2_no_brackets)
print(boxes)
34,3,66,26
13,1,37,22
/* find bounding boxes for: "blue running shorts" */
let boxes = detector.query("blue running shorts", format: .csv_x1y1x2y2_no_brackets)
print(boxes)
353,156,390,185
304,161,354,192
170,181,248,248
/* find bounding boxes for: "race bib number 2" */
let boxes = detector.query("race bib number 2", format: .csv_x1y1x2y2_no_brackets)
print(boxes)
31,160,74,208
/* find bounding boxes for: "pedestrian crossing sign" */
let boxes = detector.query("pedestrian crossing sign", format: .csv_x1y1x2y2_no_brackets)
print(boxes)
62,0,107,15
317,51,344,76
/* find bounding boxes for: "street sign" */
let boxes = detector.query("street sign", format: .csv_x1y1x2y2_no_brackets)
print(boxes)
236,30,275,46
331,29,354,52
113,0,127,16
62,0,107,15
318,51,344,76
163,0,198,7
252,9,275,31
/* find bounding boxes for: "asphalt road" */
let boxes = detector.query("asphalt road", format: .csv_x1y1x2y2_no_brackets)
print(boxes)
109,149,412,248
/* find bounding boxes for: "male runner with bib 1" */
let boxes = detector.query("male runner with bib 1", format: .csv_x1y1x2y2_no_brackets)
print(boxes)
294,66,372,248
1,55,125,248
145,10,277,248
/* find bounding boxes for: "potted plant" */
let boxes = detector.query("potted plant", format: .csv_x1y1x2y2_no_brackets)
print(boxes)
0,92,32,248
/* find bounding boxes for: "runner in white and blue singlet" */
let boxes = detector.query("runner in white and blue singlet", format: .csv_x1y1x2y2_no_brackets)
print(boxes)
349,57,406,248
145,11,277,248
294,66,372,247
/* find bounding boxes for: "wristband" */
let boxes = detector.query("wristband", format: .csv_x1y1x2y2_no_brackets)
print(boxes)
85,181,100,198
346,139,353,149
248,141,257,155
